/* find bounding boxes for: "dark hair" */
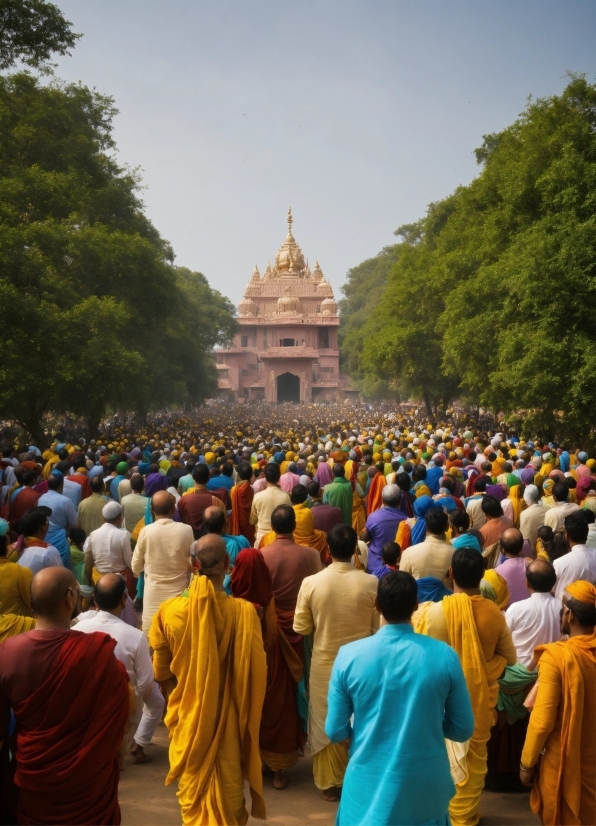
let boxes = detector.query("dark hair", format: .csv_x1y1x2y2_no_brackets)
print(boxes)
481,495,503,518
130,473,144,493
332,463,345,478
204,508,226,534
16,506,52,537
474,476,487,493
426,507,448,535
449,509,470,532
500,529,524,556
381,541,401,565
553,482,569,503
395,472,411,493
90,475,105,493
47,474,62,491
565,476,576,490
69,526,86,546
451,546,485,589
271,504,295,534
377,570,418,622
481,461,493,473
566,596,596,628
237,462,253,482
306,480,320,498
221,462,233,477
584,509,595,525
468,450,477,462
94,575,126,610
22,470,37,486
289,484,308,505
537,525,569,562
526,561,556,593
412,465,427,482
327,523,357,561
0,535,7,558
265,463,281,484
564,511,589,544
148,463,160,475
193,464,210,485
440,476,455,494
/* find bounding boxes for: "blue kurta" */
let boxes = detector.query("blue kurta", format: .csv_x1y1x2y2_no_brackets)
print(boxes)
325,623,474,826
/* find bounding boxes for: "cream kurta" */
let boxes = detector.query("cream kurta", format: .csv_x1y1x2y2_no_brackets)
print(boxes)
131,518,193,632
293,562,379,755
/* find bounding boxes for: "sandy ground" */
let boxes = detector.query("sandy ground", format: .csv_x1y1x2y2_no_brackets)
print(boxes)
119,724,540,826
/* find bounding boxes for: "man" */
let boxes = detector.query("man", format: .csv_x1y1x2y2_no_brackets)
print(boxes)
229,461,255,544
109,461,130,503
76,573,164,764
359,484,406,574
203,505,250,588
38,472,77,568
416,547,516,826
520,484,546,552
426,455,446,496
7,469,40,528
400,507,454,582
16,506,64,574
322,464,353,525
77,475,109,536
54,460,84,510
479,495,514,549
306,480,342,533
465,476,488,529
1,521,34,616
544,481,581,532
177,457,197,494
553,511,596,601
294,524,379,801
84,501,133,584
505,560,561,668
520,580,596,825
132,490,193,632
120,473,148,533
0,567,129,824
250,463,291,544
177,463,226,539
149,535,267,825
495,528,530,606
326,570,474,825
279,461,300,494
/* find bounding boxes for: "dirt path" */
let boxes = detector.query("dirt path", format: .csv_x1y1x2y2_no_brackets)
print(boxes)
118,724,540,825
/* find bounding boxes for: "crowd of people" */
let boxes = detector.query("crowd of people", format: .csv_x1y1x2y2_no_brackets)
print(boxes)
0,402,595,826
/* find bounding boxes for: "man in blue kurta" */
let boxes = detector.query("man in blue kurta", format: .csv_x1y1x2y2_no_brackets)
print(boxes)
325,570,474,826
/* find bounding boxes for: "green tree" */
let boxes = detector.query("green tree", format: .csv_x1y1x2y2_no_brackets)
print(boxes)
0,0,79,70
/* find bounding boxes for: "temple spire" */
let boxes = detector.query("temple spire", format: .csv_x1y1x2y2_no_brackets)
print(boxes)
287,207,293,236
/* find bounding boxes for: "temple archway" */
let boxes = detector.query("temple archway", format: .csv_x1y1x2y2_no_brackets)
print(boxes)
277,372,300,403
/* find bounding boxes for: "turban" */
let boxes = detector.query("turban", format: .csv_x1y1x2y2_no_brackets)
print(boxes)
523,484,540,505
102,501,122,521
566,580,596,605
578,451,589,462
116,461,129,475
204,452,216,464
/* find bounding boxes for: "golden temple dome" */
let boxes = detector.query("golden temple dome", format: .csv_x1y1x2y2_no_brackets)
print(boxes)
277,287,301,314
274,208,306,275
320,296,337,316
316,278,334,297
238,296,258,316
312,259,324,281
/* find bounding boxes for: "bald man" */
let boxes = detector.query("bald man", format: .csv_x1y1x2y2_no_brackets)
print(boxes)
132,490,193,632
149,535,267,825
203,505,250,592
505,559,562,668
495,527,531,605
0,567,129,825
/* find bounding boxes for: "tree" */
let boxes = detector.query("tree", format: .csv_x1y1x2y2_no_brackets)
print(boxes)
0,0,79,71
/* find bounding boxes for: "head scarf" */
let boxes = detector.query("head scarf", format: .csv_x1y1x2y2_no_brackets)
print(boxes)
508,484,525,528
451,532,483,554
521,466,535,486
486,484,506,503
144,472,170,497
230,548,273,609
482,569,509,611
576,477,594,503
565,580,596,605
411,496,441,545
314,462,333,487
417,577,452,603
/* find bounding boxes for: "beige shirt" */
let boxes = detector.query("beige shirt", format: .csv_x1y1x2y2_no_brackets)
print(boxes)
132,519,193,632
294,561,379,754
466,495,487,530
86,522,132,573
400,535,454,582
249,485,291,543
120,492,148,533
544,502,581,533
520,502,547,551
77,493,110,536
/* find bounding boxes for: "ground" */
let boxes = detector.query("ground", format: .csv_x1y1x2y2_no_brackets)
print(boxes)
118,724,541,826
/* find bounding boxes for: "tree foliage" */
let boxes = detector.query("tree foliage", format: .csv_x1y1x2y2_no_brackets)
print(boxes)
0,73,236,443
0,0,79,70
341,75,596,439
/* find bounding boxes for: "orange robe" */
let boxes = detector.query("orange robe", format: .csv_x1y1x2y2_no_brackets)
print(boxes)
366,473,386,516
230,481,255,545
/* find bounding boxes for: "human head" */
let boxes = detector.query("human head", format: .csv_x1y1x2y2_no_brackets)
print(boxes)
448,509,470,535
426,507,448,537
151,490,175,518
271,504,296,535
94,572,126,613
561,580,596,634
130,473,144,493
192,534,229,584
290,484,308,505
237,462,253,482
116,461,129,477
265,463,281,484
102,501,122,527
221,462,233,478
333,463,346,478
69,526,86,549
30,567,80,626
481,495,503,519
523,484,539,505
193,463,210,485
204,505,226,535
382,484,402,509
526,559,556,593
90,475,105,494
381,541,401,566
376,571,418,623
500,527,524,557
474,476,487,493
47,473,63,493
564,511,589,545
450,546,485,590
16,506,52,539
552,482,569,503
327,523,357,561
395,472,411,493
306,480,321,500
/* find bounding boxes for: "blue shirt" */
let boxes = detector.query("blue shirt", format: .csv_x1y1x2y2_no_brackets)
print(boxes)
364,507,405,573
326,624,474,826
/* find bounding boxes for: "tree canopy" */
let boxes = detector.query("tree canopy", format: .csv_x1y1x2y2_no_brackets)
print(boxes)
0,0,79,70
340,75,596,441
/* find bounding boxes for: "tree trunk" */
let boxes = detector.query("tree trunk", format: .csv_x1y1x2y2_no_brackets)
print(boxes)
423,390,433,419
86,411,102,443
20,417,48,449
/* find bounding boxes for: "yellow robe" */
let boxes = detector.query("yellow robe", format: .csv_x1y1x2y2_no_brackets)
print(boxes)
259,503,329,563
149,576,267,826
0,613,36,642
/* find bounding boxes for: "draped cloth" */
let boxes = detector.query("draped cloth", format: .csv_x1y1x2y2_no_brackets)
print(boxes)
230,481,255,545
0,613,36,643
149,576,267,825
11,631,129,825
522,634,596,826
259,504,329,565
366,473,386,516
231,549,304,771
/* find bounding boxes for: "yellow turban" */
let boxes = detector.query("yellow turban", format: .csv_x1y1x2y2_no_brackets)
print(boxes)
373,453,382,462
587,459,596,469
566,580,596,605
205,452,216,464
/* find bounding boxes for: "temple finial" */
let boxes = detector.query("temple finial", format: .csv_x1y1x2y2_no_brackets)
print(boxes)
287,207,293,234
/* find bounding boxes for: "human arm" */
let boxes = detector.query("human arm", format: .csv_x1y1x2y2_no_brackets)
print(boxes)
359,527,371,543
496,614,518,666
443,649,475,742
121,531,133,570
134,634,156,697
249,498,258,526
46,547,64,567
131,531,145,576
65,498,77,530
148,605,175,685
293,582,314,636
325,652,353,744
18,566,33,612
520,648,561,783
399,549,412,575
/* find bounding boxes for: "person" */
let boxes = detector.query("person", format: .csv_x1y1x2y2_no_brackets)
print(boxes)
365,465,386,516
505,560,561,668
552,511,596,601
15,506,64,574
479,495,514,550
250,463,291,544
148,535,267,825
120,473,148,533
76,475,109,536
37,472,77,568
520,485,546,552
108,461,130,502
84,501,133,585
306,480,343,533
322,464,353,525
359,484,407,574
177,463,226,539
68,526,87,585
520,580,596,825
131,490,193,632
0,527,33,616
76,573,164,765
231,548,304,790
0,567,129,824
426,456,446,495
544,482,581,532
202,505,250,590
326,570,475,826
415,547,517,826
294,524,379,801
494,528,530,606
465,477,488,529
7,469,40,529
260,484,329,563
373,540,401,579
229,461,255,544
400,507,454,583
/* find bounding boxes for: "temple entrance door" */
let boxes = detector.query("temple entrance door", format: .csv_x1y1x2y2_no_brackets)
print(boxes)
276,372,300,403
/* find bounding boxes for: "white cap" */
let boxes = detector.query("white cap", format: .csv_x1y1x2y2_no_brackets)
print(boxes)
102,501,122,521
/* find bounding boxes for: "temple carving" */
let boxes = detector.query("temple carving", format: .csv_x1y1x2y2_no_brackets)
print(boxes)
216,209,357,403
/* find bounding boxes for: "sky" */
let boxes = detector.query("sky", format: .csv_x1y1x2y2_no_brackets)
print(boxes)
53,0,596,304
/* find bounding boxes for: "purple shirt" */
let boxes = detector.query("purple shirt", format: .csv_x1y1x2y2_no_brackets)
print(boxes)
364,507,406,574
310,502,343,534
495,557,530,606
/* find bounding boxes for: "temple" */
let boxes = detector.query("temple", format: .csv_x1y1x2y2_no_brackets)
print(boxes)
216,209,357,403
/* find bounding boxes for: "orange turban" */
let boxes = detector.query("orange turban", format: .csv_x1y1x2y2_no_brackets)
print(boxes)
566,580,596,605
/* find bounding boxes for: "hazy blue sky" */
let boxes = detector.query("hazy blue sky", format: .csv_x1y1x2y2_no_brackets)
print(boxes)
54,1,596,303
